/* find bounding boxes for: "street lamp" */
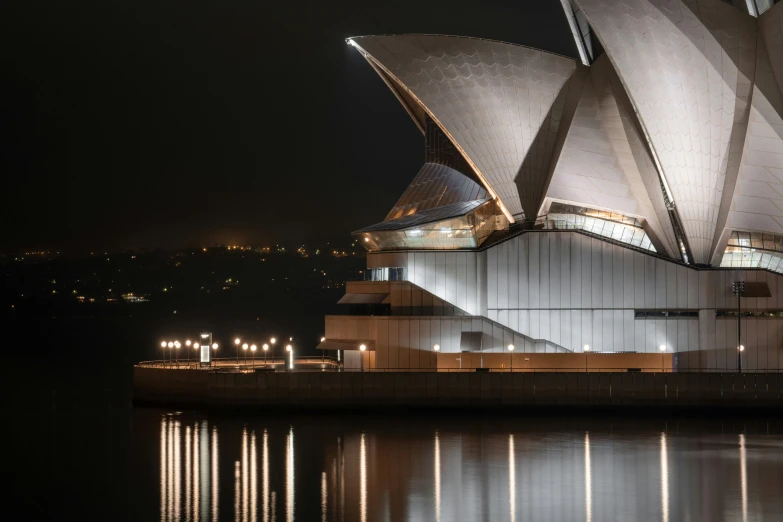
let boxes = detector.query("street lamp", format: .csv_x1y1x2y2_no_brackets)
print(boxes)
161,341,167,367
433,344,440,351
167,342,174,368
174,340,181,367
732,281,745,372
251,344,257,368
242,343,248,366
360,344,367,371
235,338,241,363
659,344,666,372
583,344,590,373
286,344,293,370
508,344,515,372
185,339,192,366
263,343,269,365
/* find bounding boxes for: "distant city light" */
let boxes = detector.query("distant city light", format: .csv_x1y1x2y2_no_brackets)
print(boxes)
251,344,257,351
185,340,191,346
234,338,241,345
270,337,276,344
433,344,440,352
174,341,181,349
161,341,167,348
194,343,199,349
262,344,269,351
286,344,292,352
242,343,248,350
212,343,218,349
167,342,174,348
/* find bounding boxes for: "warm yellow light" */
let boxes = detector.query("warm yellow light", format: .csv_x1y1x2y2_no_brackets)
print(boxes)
364,237,369,242
739,345,745,352
167,342,174,348
161,341,167,348
433,344,440,351
320,336,326,342
242,343,248,350
286,344,292,352
659,344,666,352
174,341,181,349
262,344,269,351
185,340,191,346
212,343,218,349
507,344,514,351
359,344,366,351
584,344,590,352
270,337,276,344
251,344,257,351
234,338,241,345
194,343,199,349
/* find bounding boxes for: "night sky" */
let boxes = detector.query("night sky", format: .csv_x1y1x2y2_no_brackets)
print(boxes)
0,1,576,253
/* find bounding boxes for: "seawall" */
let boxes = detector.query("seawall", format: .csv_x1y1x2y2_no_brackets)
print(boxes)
133,367,783,410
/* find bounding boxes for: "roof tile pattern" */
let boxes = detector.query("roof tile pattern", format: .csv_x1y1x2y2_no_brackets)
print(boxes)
352,35,582,219
572,0,758,263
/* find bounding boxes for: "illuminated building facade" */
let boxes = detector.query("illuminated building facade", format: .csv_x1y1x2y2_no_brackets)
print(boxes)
321,0,783,371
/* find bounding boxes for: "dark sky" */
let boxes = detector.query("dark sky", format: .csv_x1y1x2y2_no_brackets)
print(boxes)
0,1,576,253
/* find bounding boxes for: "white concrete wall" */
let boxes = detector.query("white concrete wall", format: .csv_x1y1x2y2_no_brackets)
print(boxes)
366,231,783,370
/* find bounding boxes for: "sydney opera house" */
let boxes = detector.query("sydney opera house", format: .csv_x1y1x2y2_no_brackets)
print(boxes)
320,0,783,371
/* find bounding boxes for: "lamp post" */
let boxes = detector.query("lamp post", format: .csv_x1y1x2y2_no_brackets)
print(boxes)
161,341,167,367
212,342,218,366
185,340,192,366
584,344,590,373
507,344,515,372
167,342,174,368
174,340,181,367
193,342,200,368
234,338,241,363
242,343,248,367
251,344,257,368
360,344,367,371
321,336,326,363
659,344,666,372
270,337,277,365
286,344,293,370
263,343,269,366
732,281,745,372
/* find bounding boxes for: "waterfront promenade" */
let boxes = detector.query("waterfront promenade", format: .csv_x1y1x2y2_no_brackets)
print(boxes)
134,364,783,411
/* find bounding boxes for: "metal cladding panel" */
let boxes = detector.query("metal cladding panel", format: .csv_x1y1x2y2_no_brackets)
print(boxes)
351,34,584,220
573,0,759,263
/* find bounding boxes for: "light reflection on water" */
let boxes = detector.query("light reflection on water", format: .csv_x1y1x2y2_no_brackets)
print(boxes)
156,415,783,521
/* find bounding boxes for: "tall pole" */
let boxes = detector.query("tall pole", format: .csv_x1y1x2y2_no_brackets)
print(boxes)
732,281,744,373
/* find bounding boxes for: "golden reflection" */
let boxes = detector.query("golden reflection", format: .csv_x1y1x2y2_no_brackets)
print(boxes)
160,419,166,522
263,430,270,522
661,432,668,522
740,433,748,522
321,471,328,522
509,434,515,522
174,421,181,522
251,431,258,522
185,426,191,522
160,417,212,522
234,461,241,522
435,431,441,522
360,433,367,522
286,427,295,522
242,429,249,522
168,420,174,521
194,423,200,522
212,426,219,522
585,432,592,522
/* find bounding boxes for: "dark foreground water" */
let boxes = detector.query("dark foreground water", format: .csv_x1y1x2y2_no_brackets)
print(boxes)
8,409,783,521
3,319,783,520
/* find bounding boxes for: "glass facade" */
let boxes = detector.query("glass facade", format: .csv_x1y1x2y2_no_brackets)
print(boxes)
358,200,507,251
543,203,656,252
363,267,407,281
720,231,783,273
